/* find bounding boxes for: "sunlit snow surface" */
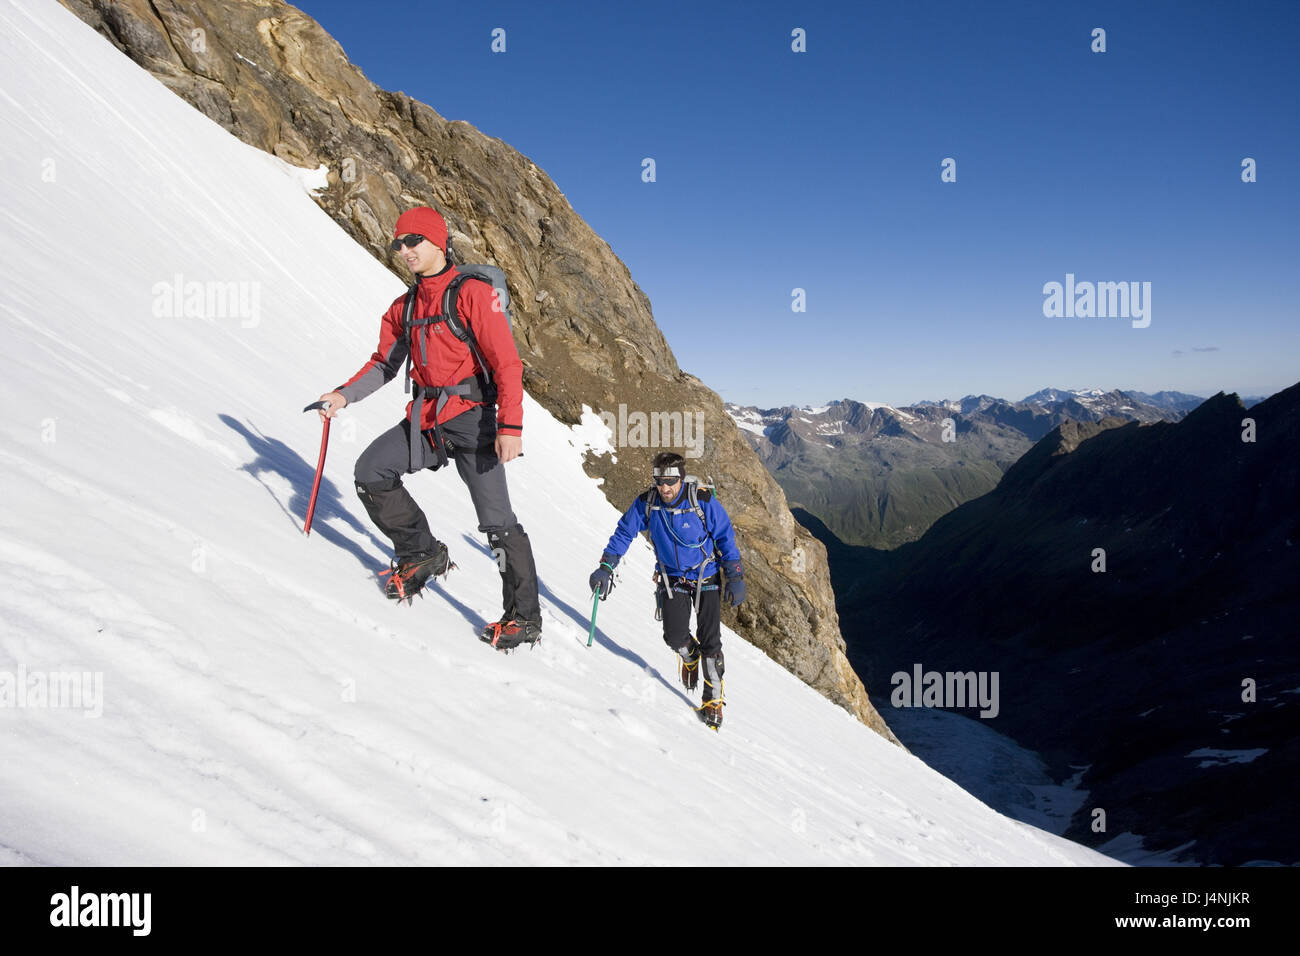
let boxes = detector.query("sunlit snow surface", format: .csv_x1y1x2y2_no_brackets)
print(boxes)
0,0,1120,866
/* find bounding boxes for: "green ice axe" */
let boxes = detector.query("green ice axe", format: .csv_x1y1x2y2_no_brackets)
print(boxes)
587,585,601,647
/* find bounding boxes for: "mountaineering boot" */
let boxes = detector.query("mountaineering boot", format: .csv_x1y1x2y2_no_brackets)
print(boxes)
676,637,700,692
479,616,542,652
382,541,453,603
698,653,725,730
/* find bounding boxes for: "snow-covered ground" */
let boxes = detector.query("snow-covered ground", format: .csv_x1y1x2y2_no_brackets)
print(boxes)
0,0,1120,866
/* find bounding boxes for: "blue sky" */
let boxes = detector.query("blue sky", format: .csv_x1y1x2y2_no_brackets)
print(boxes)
296,0,1299,408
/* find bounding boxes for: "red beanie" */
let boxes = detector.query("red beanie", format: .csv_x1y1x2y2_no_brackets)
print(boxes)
393,206,448,250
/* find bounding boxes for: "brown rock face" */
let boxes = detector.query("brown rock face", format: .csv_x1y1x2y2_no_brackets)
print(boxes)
61,0,898,743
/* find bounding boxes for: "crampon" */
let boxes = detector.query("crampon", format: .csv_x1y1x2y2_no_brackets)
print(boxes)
479,617,542,652
380,544,454,604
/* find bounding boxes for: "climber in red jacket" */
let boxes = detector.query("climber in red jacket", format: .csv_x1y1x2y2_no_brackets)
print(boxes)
316,206,541,650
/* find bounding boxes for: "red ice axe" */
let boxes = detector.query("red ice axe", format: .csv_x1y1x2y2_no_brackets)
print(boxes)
302,401,332,536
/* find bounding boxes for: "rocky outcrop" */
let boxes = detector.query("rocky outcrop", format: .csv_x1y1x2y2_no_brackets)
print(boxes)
58,0,898,742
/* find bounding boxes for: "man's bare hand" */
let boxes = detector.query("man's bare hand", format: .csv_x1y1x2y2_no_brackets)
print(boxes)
495,433,522,463
317,391,347,422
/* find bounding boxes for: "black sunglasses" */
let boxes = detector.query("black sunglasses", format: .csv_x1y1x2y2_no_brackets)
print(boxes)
653,476,681,487
390,234,427,252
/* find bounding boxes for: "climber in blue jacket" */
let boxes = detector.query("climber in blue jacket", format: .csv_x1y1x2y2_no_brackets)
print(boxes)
588,452,744,729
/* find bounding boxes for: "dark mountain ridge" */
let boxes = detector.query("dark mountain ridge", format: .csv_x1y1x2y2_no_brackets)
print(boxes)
833,383,1300,864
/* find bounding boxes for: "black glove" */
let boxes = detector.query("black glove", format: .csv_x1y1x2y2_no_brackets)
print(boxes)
589,553,619,599
722,560,745,606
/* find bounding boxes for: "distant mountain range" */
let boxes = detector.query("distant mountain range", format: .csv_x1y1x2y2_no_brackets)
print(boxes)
727,388,1207,549
1020,388,1207,412
819,383,1300,865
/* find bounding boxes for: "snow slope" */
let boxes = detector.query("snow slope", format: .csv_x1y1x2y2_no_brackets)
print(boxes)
0,0,1119,866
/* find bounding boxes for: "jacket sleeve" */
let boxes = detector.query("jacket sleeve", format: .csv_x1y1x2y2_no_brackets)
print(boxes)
338,299,409,405
461,280,524,435
604,494,650,560
706,498,742,565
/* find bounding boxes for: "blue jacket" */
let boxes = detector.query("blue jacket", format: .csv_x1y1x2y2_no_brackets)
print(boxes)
603,486,741,581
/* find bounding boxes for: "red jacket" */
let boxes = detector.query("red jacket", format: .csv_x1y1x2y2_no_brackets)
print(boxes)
337,265,523,435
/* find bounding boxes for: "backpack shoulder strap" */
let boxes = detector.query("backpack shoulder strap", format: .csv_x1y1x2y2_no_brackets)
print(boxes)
440,272,496,394
694,486,713,511
684,478,710,524
399,281,419,393
439,273,474,340
400,281,419,331
686,480,720,561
